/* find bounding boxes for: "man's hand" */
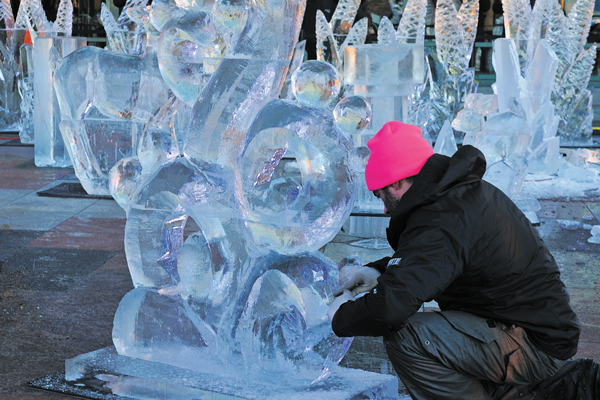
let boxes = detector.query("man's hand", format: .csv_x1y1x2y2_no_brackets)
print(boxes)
334,264,381,297
328,289,354,322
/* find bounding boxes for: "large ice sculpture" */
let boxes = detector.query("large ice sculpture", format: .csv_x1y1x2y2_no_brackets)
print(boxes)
33,36,86,167
452,38,559,200
427,0,479,141
501,0,596,144
63,0,378,394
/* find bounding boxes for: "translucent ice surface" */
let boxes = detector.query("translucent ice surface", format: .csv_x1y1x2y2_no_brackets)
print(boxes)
157,11,226,106
54,45,169,193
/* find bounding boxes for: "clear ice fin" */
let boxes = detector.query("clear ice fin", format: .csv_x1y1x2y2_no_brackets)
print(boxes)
339,17,368,55
53,0,73,35
396,0,427,43
316,9,340,69
377,16,397,44
329,0,360,47
0,0,13,29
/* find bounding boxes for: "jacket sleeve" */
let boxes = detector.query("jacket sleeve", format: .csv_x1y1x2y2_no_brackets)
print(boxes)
365,257,391,274
332,221,469,337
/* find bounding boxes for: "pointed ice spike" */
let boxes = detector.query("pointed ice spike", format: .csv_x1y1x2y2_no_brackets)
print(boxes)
501,0,532,39
397,0,426,43
329,0,361,47
525,39,558,116
492,39,522,113
316,9,340,69
377,16,397,44
15,0,33,28
457,0,478,50
435,0,477,75
339,17,368,54
565,0,594,50
532,0,564,40
101,3,126,53
554,44,597,122
433,120,457,156
53,0,73,36
30,0,53,33
21,0,52,33
0,0,14,30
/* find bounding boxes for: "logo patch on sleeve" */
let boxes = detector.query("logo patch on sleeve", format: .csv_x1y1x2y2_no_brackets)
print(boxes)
387,258,401,267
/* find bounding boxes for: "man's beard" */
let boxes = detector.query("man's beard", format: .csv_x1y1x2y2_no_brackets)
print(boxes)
381,186,403,216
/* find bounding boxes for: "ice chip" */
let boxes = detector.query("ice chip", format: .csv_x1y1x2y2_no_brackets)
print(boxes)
591,225,600,236
588,235,600,244
291,60,342,108
333,95,372,135
557,219,583,230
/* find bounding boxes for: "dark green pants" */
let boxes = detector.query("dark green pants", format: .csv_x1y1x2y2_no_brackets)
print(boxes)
384,311,566,400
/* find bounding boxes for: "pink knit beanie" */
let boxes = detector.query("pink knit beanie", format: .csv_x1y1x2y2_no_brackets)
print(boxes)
365,121,434,191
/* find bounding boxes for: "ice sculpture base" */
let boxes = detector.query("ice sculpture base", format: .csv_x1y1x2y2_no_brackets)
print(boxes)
65,346,400,400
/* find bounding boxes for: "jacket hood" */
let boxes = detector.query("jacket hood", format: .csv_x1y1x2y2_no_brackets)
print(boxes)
387,145,487,250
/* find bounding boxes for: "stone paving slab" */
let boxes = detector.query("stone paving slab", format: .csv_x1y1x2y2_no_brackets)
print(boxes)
26,218,126,251
1,248,116,292
73,201,126,220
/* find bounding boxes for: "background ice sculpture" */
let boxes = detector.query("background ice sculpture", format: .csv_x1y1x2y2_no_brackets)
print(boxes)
452,38,560,220
0,0,27,132
63,0,365,391
55,44,170,192
20,0,85,167
34,36,86,167
377,0,430,135
426,0,479,142
17,43,34,143
500,0,596,144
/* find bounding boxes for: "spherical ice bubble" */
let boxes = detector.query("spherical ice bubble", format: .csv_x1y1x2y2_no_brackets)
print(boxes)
291,60,342,108
109,157,145,211
333,96,372,135
158,12,226,106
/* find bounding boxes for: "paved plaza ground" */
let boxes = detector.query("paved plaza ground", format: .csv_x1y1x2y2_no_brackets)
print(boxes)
0,139,599,399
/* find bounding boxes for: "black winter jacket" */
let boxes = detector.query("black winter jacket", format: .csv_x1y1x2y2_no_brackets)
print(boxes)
332,145,580,360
